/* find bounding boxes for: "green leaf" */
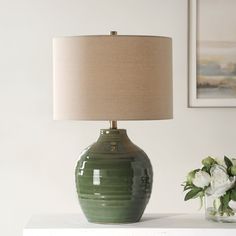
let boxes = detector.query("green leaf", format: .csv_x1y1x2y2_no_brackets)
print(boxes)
221,192,230,212
223,192,230,206
231,189,236,201
230,166,236,176
224,156,233,169
186,169,200,184
184,185,193,191
202,156,216,168
201,166,210,174
218,192,232,216
184,188,202,201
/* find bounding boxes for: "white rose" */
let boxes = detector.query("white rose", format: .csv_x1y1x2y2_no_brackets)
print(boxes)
215,157,227,167
206,164,235,197
192,170,211,188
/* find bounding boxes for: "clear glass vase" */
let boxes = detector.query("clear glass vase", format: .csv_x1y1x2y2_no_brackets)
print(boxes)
205,194,236,223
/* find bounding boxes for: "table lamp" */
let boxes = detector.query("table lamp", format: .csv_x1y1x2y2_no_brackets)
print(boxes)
53,31,172,224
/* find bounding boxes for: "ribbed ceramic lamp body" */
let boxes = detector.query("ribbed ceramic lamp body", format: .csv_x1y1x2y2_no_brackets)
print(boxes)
75,129,153,223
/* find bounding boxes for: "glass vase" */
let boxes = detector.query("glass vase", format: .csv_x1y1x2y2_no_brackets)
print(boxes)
205,194,236,223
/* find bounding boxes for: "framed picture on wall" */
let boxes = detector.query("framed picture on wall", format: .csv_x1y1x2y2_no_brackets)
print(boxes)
188,0,236,107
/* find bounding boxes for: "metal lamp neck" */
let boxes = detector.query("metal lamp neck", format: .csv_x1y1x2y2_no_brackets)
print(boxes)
109,120,117,129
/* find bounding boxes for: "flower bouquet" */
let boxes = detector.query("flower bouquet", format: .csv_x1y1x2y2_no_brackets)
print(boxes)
183,156,236,222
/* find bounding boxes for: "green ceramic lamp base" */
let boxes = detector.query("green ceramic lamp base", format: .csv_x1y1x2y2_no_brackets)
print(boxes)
75,128,153,224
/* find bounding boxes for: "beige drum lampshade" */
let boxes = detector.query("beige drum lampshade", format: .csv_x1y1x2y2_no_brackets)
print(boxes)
53,34,173,120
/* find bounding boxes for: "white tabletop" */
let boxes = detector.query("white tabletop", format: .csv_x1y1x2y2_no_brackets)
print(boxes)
24,214,236,236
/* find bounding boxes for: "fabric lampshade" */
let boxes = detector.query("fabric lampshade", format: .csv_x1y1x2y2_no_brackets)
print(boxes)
53,34,173,120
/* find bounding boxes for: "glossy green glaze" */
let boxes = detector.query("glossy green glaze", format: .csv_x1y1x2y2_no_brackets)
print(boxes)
75,129,153,224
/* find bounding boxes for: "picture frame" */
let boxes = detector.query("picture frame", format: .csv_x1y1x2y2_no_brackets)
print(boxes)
188,0,236,107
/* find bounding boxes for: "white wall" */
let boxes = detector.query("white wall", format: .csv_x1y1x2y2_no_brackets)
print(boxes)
1,0,236,235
